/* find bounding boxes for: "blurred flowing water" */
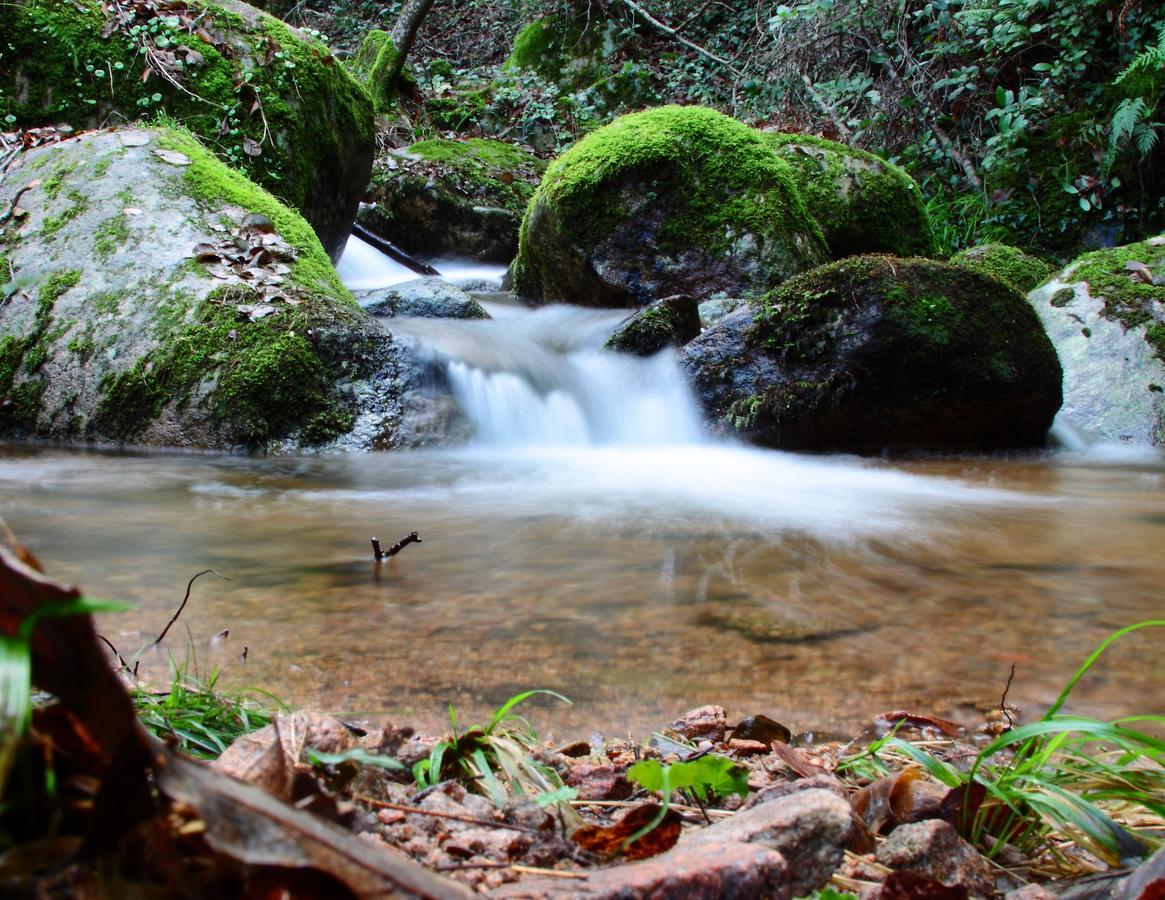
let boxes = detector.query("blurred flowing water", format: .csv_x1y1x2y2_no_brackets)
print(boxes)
2,244,1162,740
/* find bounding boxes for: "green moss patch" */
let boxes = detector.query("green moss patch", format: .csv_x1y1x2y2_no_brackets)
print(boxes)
950,243,1055,294
515,106,827,303
1063,237,1165,359
763,132,937,259
348,29,399,112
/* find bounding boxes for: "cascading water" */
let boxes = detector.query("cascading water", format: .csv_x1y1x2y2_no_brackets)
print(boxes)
389,302,706,446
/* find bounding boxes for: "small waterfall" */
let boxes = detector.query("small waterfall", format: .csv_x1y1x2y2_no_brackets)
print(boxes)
387,303,706,446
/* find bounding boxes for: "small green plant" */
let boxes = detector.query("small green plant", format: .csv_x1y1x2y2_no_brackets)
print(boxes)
841,620,1165,868
412,689,578,812
623,753,749,844
131,654,281,759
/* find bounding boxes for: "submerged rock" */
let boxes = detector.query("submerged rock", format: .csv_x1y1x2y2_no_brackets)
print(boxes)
604,295,700,356
0,127,454,451
1026,236,1165,446
680,256,1063,451
355,278,490,319
763,132,937,259
0,0,373,259
513,106,828,307
951,243,1055,294
360,138,546,263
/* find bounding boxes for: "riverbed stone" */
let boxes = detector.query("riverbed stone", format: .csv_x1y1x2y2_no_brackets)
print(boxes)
0,127,454,451
355,278,490,319
1026,235,1165,447
490,841,790,899
604,295,701,355
671,705,729,743
680,256,1063,451
0,0,374,260
360,138,546,263
682,786,857,897
876,819,996,898
513,106,828,307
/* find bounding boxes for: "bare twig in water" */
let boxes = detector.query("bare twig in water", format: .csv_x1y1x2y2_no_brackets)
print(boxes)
1001,663,1017,729
371,532,422,561
153,569,231,646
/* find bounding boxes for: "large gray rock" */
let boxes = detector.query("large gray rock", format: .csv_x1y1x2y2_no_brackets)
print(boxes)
0,128,457,451
1026,236,1165,447
355,278,490,319
681,256,1063,451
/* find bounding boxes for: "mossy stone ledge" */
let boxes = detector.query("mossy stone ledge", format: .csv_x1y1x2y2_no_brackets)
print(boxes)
950,244,1056,294
0,0,374,260
0,127,428,451
680,256,1063,451
513,105,829,308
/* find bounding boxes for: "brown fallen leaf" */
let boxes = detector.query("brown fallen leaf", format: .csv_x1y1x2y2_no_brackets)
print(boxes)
874,710,966,738
571,803,683,861
853,767,946,833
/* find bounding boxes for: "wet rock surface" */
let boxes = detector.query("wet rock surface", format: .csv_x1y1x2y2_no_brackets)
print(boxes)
355,277,491,319
604,294,701,355
681,256,1063,451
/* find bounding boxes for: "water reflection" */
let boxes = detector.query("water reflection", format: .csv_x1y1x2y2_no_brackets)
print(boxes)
3,444,1163,738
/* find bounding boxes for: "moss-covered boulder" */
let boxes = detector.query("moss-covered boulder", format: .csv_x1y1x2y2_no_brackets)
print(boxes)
762,132,937,259
951,244,1055,294
604,295,701,356
513,106,829,308
359,138,546,264
0,0,374,260
349,29,399,112
1027,236,1165,446
680,256,1063,451
0,127,457,450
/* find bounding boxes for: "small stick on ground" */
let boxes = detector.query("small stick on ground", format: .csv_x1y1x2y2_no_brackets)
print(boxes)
352,795,541,834
153,569,231,646
371,532,422,561
1001,662,1017,729
0,180,39,225
97,634,134,674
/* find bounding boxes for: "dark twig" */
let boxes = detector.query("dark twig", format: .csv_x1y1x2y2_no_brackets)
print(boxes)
371,532,422,561
351,223,440,276
153,569,231,646
97,633,133,674
1001,663,1017,730
351,795,541,834
0,180,38,225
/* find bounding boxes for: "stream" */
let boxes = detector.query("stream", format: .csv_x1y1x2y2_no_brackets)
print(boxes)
2,237,1162,739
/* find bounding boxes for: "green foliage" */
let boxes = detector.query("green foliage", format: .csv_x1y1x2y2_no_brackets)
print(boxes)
950,244,1055,294
627,754,749,802
411,690,577,814
307,746,404,770
131,656,279,759
841,621,1165,866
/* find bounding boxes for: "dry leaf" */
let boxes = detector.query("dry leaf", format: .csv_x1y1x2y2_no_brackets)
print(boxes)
571,803,682,861
153,149,192,167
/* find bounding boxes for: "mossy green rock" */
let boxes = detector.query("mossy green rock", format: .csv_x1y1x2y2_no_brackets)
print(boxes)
604,295,701,356
0,0,374,260
762,132,937,259
360,138,546,263
680,256,1063,451
950,244,1055,294
0,127,454,450
1026,236,1165,446
514,106,829,308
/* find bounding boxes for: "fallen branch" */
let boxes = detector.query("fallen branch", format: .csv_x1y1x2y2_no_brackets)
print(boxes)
351,223,440,276
617,0,743,76
0,180,38,225
353,794,543,834
153,569,231,646
371,532,422,561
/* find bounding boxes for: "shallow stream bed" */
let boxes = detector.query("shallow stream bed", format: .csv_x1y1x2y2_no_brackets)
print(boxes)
3,442,1163,739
